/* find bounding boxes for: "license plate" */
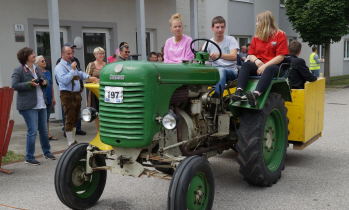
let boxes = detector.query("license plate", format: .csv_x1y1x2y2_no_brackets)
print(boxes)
104,86,123,103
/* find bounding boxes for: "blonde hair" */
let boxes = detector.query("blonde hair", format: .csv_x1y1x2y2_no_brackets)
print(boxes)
169,13,182,26
34,55,44,65
93,47,105,55
255,11,278,41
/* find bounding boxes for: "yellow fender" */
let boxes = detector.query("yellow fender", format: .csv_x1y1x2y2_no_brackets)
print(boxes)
84,83,113,151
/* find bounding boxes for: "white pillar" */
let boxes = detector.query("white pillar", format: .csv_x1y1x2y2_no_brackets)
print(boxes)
190,0,199,39
47,0,62,120
136,0,146,60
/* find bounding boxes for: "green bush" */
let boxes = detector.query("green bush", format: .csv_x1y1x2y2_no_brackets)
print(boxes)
2,151,24,164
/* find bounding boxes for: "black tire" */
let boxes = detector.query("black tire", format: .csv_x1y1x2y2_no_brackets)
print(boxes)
168,156,214,210
54,143,81,205
54,143,107,210
237,93,288,187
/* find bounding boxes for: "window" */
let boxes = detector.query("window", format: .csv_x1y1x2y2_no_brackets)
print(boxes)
145,30,157,55
344,40,349,59
136,29,157,58
34,27,67,70
234,36,251,49
82,28,111,67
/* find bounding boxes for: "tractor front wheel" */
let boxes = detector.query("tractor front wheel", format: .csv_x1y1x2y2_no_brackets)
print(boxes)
237,93,288,187
168,156,214,210
54,143,107,210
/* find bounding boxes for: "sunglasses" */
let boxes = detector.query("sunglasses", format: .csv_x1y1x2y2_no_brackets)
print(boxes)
41,60,46,63
124,51,130,54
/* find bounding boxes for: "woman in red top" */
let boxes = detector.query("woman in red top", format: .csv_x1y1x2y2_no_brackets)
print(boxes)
233,11,288,106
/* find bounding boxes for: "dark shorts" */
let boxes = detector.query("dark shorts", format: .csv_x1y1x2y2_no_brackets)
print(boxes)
60,91,82,132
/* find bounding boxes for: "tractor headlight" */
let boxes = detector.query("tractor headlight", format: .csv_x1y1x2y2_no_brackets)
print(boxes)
81,107,98,122
162,113,177,130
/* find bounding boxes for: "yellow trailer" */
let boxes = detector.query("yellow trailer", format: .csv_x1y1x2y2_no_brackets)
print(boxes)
286,78,325,149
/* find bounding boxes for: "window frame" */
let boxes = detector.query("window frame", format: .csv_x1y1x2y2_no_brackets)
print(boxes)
316,44,325,60
344,39,349,60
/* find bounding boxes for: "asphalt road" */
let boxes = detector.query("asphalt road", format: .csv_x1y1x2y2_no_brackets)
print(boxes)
0,87,348,210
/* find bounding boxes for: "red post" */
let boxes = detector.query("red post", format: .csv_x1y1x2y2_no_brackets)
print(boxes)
0,87,15,174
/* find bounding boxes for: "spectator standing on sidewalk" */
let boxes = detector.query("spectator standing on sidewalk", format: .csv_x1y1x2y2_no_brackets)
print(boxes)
118,42,130,61
85,47,106,130
55,46,99,146
148,52,158,62
35,55,58,141
239,45,248,62
107,48,119,63
12,47,56,165
56,43,87,136
309,46,322,77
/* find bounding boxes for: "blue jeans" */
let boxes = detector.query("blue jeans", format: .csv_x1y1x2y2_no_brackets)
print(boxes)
215,68,238,95
19,109,51,161
311,70,320,77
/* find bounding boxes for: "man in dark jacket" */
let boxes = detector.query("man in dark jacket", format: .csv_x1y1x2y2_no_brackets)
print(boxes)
288,40,317,89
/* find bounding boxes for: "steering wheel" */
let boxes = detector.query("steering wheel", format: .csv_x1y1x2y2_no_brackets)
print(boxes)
190,38,222,62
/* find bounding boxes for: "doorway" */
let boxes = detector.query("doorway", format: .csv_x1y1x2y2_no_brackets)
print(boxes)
34,27,68,70
82,29,111,68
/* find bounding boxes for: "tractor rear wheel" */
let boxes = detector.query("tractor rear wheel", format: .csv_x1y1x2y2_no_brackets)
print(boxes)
55,143,107,210
168,156,214,210
237,93,287,187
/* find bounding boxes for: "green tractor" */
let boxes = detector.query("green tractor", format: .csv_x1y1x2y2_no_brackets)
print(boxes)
55,39,292,210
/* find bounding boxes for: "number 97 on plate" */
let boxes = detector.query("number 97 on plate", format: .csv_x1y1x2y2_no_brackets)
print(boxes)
104,86,123,103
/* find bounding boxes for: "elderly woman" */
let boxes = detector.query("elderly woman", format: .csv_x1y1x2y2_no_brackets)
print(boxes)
233,11,289,106
35,55,57,141
163,13,194,63
85,47,106,129
11,47,56,165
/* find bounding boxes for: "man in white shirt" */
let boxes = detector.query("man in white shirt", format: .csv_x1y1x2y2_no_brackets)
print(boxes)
206,16,239,96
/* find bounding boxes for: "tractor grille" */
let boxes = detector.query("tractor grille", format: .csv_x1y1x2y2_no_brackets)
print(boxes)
99,83,145,145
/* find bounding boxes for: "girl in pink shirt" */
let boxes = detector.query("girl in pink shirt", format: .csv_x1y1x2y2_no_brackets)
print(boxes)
164,13,194,63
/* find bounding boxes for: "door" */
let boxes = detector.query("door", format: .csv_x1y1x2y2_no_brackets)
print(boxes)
34,27,68,70
82,29,111,68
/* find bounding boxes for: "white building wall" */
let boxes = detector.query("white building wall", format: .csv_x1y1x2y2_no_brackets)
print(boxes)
330,40,344,76
254,0,279,24
0,0,48,123
0,0,176,124
197,0,208,38
201,0,229,39
176,0,191,35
